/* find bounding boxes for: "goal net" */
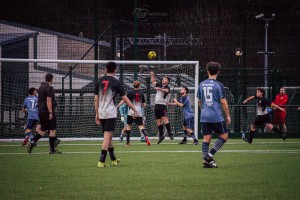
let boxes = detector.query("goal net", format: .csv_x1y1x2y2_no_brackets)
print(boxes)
0,58,199,140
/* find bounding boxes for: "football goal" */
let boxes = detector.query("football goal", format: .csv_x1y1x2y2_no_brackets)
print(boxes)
0,58,199,140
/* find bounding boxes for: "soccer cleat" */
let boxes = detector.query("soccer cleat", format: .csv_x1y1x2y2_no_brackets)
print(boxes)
179,140,187,144
98,161,109,168
243,137,252,144
22,136,29,146
54,139,61,148
27,142,35,153
168,134,174,140
203,155,215,165
282,132,287,141
145,136,151,146
193,141,199,145
157,136,165,144
49,149,62,154
111,159,121,166
125,143,131,147
203,162,218,168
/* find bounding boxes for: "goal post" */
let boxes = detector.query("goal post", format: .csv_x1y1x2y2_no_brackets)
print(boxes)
0,58,199,140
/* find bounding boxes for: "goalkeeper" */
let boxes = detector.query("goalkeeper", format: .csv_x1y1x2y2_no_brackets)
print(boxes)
118,103,128,142
118,103,147,143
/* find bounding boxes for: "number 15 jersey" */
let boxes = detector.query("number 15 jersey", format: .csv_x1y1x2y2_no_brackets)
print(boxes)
94,76,126,119
197,79,225,122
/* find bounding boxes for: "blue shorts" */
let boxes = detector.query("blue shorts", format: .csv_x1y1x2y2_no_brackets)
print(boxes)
201,122,227,135
183,117,194,129
25,119,39,130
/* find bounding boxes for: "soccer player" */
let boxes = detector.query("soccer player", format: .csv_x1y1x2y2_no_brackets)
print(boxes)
272,87,288,136
94,61,137,168
150,71,174,144
197,62,231,168
167,86,199,145
21,88,41,146
27,73,61,154
242,88,286,143
117,81,150,146
118,103,128,142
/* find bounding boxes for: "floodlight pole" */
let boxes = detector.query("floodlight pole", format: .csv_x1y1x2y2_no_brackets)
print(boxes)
257,14,275,89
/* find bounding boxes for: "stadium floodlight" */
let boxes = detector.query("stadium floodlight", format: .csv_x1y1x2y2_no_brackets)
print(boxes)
256,13,275,89
255,13,264,19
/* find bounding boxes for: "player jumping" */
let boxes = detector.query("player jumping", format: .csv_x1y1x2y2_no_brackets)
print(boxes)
150,71,174,144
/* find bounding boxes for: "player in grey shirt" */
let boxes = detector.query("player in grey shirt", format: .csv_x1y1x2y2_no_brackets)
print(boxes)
150,71,174,144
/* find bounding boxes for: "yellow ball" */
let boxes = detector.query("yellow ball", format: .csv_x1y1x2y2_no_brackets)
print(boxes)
148,51,157,60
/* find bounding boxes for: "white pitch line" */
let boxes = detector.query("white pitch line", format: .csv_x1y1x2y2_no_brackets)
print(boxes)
1,141,300,147
1,149,300,155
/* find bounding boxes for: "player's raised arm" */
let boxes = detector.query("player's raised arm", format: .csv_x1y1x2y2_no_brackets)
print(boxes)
150,71,156,85
243,96,255,104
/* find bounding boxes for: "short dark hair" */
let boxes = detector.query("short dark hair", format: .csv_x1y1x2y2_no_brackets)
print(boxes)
206,62,221,75
257,87,265,96
133,81,140,88
164,76,170,84
106,62,117,73
183,86,189,94
45,73,53,82
28,87,36,95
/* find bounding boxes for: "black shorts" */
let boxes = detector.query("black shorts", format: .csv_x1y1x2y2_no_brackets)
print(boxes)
252,114,272,126
127,116,144,126
100,118,116,132
154,104,168,119
39,111,57,131
201,122,228,135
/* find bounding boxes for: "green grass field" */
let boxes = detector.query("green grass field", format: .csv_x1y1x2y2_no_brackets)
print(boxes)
1,138,300,200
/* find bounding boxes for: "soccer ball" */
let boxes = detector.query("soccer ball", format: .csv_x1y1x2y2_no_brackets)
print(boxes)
148,51,157,60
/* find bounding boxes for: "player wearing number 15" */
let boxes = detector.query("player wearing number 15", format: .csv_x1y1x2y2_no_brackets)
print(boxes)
94,61,137,168
197,62,231,168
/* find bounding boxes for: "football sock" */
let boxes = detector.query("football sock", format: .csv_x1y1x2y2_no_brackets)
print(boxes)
108,147,116,161
141,129,148,136
183,137,187,141
33,133,42,143
26,132,33,141
202,142,210,158
272,127,282,135
190,132,196,140
165,123,172,135
126,130,131,144
100,149,107,163
183,130,188,137
209,137,226,157
49,136,56,152
158,125,164,137
249,130,256,141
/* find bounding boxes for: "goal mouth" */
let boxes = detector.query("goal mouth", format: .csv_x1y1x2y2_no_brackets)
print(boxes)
0,58,199,140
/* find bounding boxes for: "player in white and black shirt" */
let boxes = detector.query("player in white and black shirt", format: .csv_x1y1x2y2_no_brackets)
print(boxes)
150,71,174,144
94,62,137,167
243,88,286,144
117,81,150,146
